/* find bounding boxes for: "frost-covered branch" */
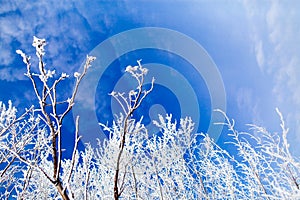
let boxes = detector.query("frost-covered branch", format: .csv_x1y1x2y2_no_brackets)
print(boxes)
110,60,154,200
13,36,95,200
2,37,300,200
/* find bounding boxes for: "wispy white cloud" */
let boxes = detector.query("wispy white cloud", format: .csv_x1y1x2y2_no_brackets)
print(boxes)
254,40,264,70
236,87,262,124
243,0,269,73
0,1,93,72
243,0,300,154
0,67,26,82
0,45,14,66
0,0,132,77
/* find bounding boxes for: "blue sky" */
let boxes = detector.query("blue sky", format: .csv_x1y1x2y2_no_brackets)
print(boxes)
1,1,300,155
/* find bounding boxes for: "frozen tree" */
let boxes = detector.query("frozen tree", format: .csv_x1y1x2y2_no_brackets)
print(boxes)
1,37,300,199
1,36,96,200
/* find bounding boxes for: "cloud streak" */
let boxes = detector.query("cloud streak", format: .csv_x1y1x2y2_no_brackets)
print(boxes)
0,67,26,82
243,0,300,154
0,1,96,72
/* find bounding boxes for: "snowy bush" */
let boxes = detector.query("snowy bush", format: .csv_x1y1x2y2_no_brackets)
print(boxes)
0,37,300,199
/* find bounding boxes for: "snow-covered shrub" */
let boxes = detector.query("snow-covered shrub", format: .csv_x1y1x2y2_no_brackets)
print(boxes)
1,37,299,200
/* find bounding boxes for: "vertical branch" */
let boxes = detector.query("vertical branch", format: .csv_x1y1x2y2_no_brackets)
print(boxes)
84,170,91,200
154,164,164,200
112,60,154,199
64,116,81,199
131,166,139,199
19,166,33,200
66,116,81,185
15,37,95,200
